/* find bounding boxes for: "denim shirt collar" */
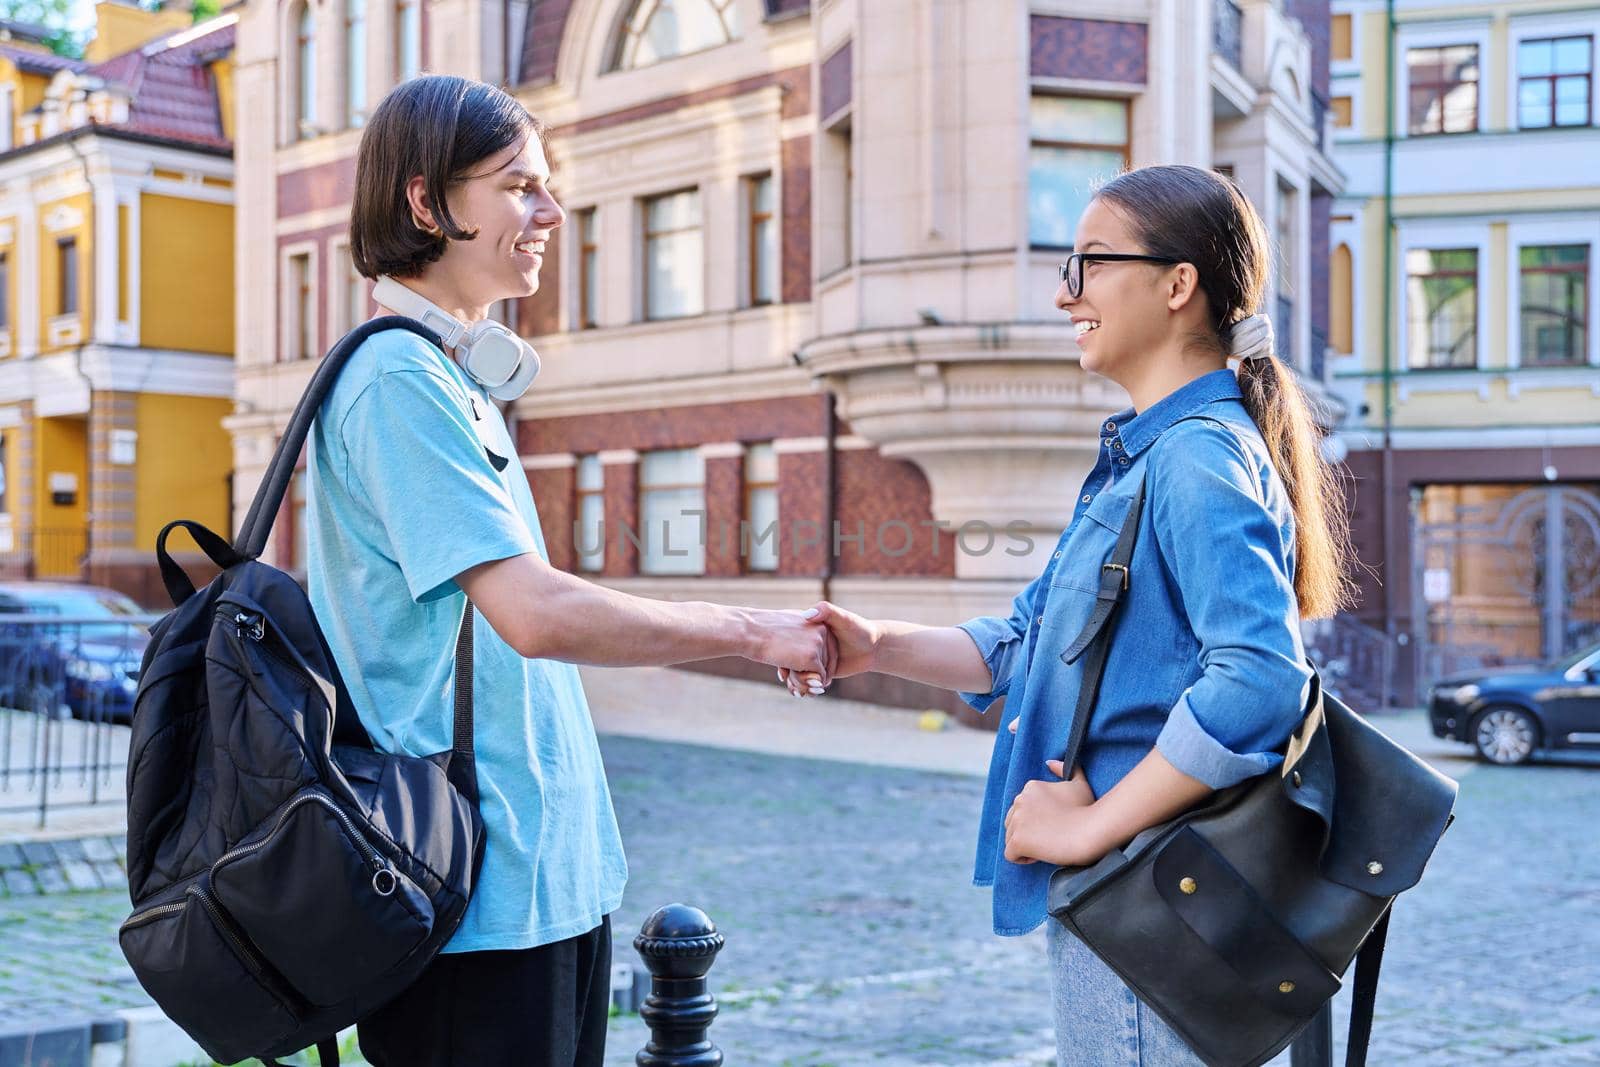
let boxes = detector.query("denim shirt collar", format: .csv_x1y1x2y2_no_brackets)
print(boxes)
1103,368,1243,461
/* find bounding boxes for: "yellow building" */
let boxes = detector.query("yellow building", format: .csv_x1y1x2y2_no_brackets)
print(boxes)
0,1,235,605
1327,1,1600,700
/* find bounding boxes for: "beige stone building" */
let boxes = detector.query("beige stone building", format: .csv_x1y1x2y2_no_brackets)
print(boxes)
231,0,1342,717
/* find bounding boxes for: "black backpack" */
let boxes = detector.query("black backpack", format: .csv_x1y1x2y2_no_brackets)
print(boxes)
118,318,486,1066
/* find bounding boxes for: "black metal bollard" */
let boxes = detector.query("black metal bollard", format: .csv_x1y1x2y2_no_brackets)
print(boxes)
633,904,726,1067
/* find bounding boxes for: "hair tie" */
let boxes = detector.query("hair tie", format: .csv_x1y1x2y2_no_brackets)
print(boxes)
1230,313,1275,363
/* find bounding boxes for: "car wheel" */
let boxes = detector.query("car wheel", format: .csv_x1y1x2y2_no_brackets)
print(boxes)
1473,706,1539,766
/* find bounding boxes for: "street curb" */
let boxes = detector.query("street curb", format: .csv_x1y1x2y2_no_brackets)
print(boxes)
0,833,126,898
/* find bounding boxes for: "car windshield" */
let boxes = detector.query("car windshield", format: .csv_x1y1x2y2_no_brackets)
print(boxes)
1553,643,1600,672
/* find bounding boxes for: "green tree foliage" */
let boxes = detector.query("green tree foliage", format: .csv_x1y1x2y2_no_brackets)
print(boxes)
0,0,86,59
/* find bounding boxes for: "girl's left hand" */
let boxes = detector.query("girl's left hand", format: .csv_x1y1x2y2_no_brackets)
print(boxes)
1003,760,1110,867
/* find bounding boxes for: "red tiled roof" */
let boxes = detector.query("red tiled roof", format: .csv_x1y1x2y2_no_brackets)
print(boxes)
86,17,236,150
0,43,84,75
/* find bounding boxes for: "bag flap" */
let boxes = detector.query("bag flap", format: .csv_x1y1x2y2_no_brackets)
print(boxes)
1317,689,1459,895
1153,826,1340,1016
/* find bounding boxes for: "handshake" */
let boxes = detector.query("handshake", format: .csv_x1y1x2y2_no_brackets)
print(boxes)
752,602,876,699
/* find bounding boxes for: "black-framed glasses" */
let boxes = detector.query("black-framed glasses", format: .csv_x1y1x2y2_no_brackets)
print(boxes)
1058,253,1180,299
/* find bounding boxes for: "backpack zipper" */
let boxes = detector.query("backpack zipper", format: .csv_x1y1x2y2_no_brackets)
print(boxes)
120,899,188,933
214,788,398,897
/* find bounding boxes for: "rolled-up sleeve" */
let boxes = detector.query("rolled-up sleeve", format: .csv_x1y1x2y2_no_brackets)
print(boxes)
1149,421,1312,789
954,571,1046,713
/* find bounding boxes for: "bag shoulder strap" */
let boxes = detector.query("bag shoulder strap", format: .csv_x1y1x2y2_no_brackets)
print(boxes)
1057,477,1145,781
1342,906,1390,1067
234,316,442,561
231,317,478,785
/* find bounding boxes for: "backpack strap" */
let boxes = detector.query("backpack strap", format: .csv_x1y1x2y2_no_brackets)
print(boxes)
234,317,477,784
259,1034,340,1067
1342,905,1391,1067
233,316,443,562
156,519,246,607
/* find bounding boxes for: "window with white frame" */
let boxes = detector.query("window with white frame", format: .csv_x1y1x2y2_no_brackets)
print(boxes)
1518,35,1592,129
0,252,8,332
1406,44,1479,134
575,454,605,572
1406,248,1478,368
57,237,78,315
1029,96,1130,248
638,448,705,576
643,190,703,321
746,173,775,307
743,442,778,573
330,244,365,336
295,2,317,140
346,0,368,128
608,0,739,72
286,251,316,361
1520,244,1588,366
396,0,421,81
576,207,598,329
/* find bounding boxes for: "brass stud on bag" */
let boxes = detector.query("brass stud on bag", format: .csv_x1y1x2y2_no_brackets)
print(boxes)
1367,861,1384,876
1179,877,1197,895
1279,981,1296,994
1291,771,1303,787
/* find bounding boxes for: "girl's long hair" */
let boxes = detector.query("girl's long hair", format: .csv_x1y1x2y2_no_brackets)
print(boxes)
1094,165,1354,619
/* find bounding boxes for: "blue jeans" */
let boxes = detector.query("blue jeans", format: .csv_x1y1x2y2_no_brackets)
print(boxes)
1047,920,1207,1067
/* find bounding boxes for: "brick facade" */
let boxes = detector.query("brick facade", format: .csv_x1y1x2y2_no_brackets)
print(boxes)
1030,16,1148,84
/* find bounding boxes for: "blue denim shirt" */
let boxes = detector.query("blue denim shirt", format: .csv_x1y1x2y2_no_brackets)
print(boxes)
957,369,1311,936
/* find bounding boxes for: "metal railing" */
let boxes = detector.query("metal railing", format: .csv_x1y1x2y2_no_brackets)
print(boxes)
0,526,90,580
1302,613,1396,711
0,615,153,828
1214,0,1244,70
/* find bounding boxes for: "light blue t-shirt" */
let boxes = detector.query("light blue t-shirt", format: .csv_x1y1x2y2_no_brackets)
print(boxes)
305,326,627,953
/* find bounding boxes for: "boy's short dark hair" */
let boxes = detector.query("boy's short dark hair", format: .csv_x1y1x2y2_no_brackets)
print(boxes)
350,75,548,279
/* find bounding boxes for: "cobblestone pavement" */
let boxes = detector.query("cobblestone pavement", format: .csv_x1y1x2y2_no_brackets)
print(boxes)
1,722,1598,1065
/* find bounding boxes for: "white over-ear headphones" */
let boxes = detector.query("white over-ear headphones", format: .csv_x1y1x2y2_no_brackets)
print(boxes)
373,275,541,401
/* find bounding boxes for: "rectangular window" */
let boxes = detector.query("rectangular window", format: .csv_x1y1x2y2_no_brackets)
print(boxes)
1518,35,1592,129
345,0,367,128
289,252,314,361
638,448,705,576
747,173,775,307
396,0,421,82
575,454,605,573
1029,96,1130,248
1332,14,1353,62
1331,95,1353,128
57,237,78,315
1407,45,1479,135
577,208,598,329
643,190,704,321
347,253,367,333
1520,244,1589,366
0,252,8,331
743,442,778,573
1406,248,1478,369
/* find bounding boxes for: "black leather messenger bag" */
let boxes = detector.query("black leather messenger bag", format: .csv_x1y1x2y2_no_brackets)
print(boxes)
1046,478,1459,1067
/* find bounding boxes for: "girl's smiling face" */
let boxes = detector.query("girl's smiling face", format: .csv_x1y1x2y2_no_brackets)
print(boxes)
1055,197,1186,384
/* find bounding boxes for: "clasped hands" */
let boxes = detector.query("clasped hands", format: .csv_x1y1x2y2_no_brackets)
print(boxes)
771,601,1114,868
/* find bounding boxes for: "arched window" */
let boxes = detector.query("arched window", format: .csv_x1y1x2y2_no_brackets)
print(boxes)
1331,242,1353,354
608,0,738,72
294,2,316,141
395,0,421,82
346,0,367,127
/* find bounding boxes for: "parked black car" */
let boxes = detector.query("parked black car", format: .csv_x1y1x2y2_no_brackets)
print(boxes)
1429,641,1600,765
0,583,149,723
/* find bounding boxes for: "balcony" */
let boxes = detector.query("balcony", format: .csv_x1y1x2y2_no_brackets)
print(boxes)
1213,0,1243,71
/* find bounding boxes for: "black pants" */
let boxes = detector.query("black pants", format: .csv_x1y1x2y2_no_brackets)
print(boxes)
357,917,612,1067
